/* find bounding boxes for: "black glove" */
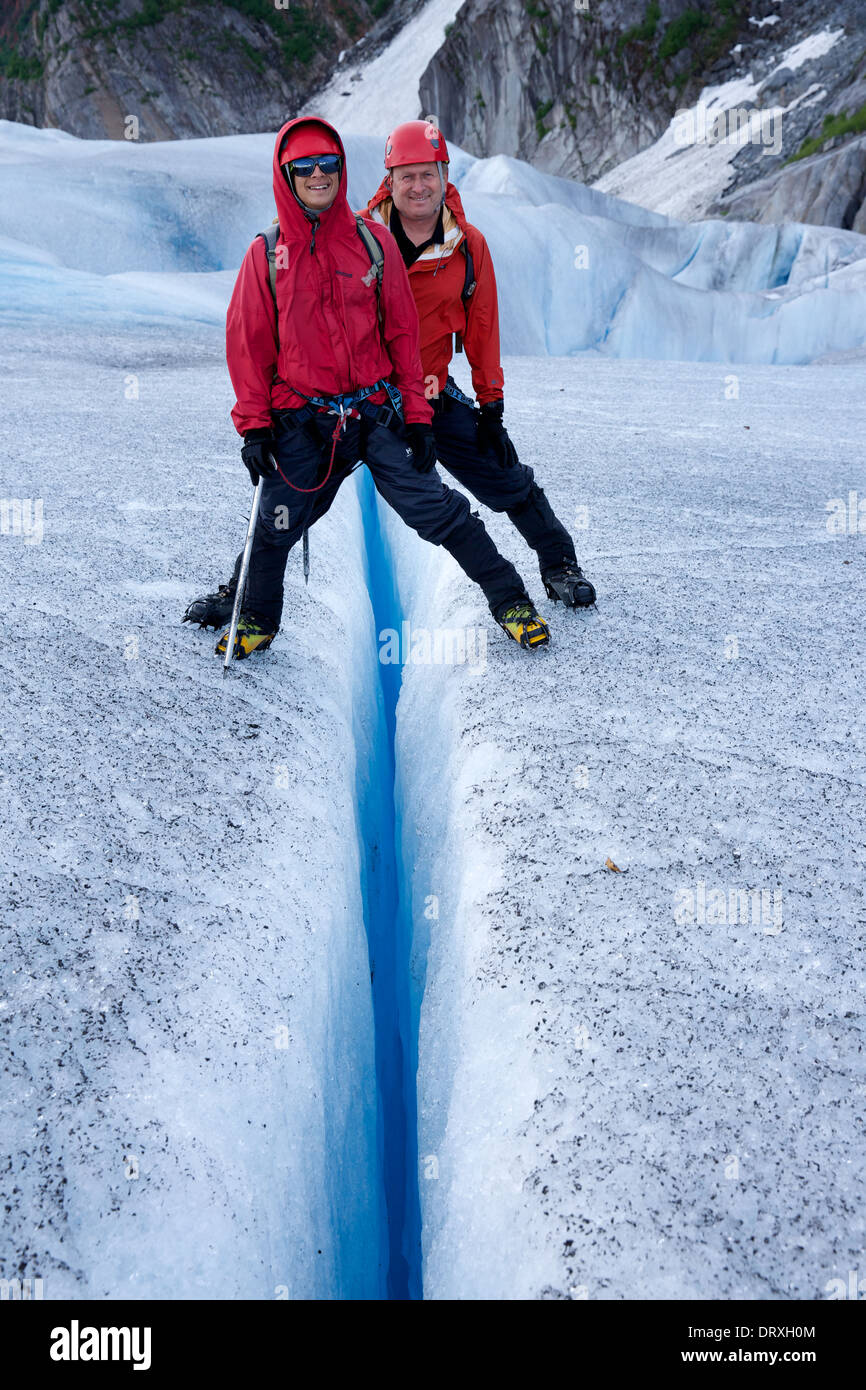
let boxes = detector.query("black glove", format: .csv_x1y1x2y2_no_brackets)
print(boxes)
405,422,437,474
241,428,277,485
476,400,518,469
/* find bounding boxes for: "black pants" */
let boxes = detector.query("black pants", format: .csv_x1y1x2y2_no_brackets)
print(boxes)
431,385,577,574
244,406,528,630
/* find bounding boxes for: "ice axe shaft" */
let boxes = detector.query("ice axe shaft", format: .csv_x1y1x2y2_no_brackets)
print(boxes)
223,478,263,675
302,526,309,585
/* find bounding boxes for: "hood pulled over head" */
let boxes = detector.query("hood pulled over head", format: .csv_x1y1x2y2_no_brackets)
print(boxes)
272,116,352,233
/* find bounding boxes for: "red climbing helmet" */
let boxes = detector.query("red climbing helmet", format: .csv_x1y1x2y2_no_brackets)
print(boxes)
384,118,450,169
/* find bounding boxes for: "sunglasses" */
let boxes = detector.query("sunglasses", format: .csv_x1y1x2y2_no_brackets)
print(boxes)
288,154,342,178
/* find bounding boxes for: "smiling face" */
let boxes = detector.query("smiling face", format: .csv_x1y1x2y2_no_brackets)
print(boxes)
390,161,445,223
291,159,341,212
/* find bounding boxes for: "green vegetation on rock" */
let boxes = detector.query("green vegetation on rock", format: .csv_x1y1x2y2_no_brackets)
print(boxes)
788,104,866,163
68,2,332,68
611,0,745,95
0,43,44,80
616,2,660,57
535,97,554,141
658,9,709,63
524,1,550,55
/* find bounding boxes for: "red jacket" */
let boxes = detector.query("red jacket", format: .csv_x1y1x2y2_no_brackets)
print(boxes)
359,180,505,406
227,117,432,434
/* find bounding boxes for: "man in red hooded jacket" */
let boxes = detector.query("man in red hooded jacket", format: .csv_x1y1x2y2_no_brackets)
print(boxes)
359,120,596,610
193,116,550,657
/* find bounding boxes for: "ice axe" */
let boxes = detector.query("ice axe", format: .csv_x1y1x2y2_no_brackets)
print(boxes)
223,477,263,675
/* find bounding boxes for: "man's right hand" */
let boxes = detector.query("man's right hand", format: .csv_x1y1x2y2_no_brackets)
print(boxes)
241,429,278,485
405,422,437,474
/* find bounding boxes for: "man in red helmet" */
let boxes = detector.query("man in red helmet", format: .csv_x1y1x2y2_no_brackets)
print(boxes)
188,116,551,657
359,119,596,610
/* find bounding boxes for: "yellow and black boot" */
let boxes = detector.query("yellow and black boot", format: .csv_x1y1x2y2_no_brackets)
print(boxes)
495,600,551,650
215,614,277,661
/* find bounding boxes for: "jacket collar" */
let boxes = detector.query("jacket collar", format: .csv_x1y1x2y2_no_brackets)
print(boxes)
368,178,466,263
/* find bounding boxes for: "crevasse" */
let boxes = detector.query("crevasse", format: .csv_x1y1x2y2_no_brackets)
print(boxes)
351,469,424,1300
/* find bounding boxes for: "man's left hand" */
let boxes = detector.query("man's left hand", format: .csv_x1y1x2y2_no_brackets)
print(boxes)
476,400,518,469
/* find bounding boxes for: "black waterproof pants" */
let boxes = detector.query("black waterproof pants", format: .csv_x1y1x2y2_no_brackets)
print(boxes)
244,406,528,630
431,382,577,575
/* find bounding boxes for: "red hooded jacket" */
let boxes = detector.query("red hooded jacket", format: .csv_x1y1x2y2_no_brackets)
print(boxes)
359,179,505,406
227,117,432,434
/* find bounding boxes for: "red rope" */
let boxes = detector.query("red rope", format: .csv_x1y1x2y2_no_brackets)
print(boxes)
273,410,346,494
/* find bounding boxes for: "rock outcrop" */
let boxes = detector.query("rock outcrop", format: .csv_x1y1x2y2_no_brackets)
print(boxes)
420,0,754,183
0,0,411,141
420,0,866,229
712,136,866,234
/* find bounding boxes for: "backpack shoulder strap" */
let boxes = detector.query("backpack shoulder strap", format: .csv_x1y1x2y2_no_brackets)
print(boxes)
255,220,280,355
461,238,476,304
256,220,280,310
454,235,477,355
355,216,385,327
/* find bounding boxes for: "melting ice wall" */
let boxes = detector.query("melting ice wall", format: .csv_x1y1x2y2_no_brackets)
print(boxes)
1,120,865,364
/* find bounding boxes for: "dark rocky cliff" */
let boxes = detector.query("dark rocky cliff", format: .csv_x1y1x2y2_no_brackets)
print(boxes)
0,0,408,139
420,0,753,182
420,0,866,227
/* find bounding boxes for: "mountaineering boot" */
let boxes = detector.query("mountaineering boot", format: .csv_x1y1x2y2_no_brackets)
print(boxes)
183,552,242,629
214,614,277,661
183,580,236,630
542,563,596,608
495,599,551,650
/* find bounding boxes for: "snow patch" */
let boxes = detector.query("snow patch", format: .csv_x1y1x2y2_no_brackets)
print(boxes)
301,0,465,135
778,29,845,74
593,28,847,224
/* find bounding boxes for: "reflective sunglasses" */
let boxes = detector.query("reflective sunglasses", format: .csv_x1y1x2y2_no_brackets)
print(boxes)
288,154,342,178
